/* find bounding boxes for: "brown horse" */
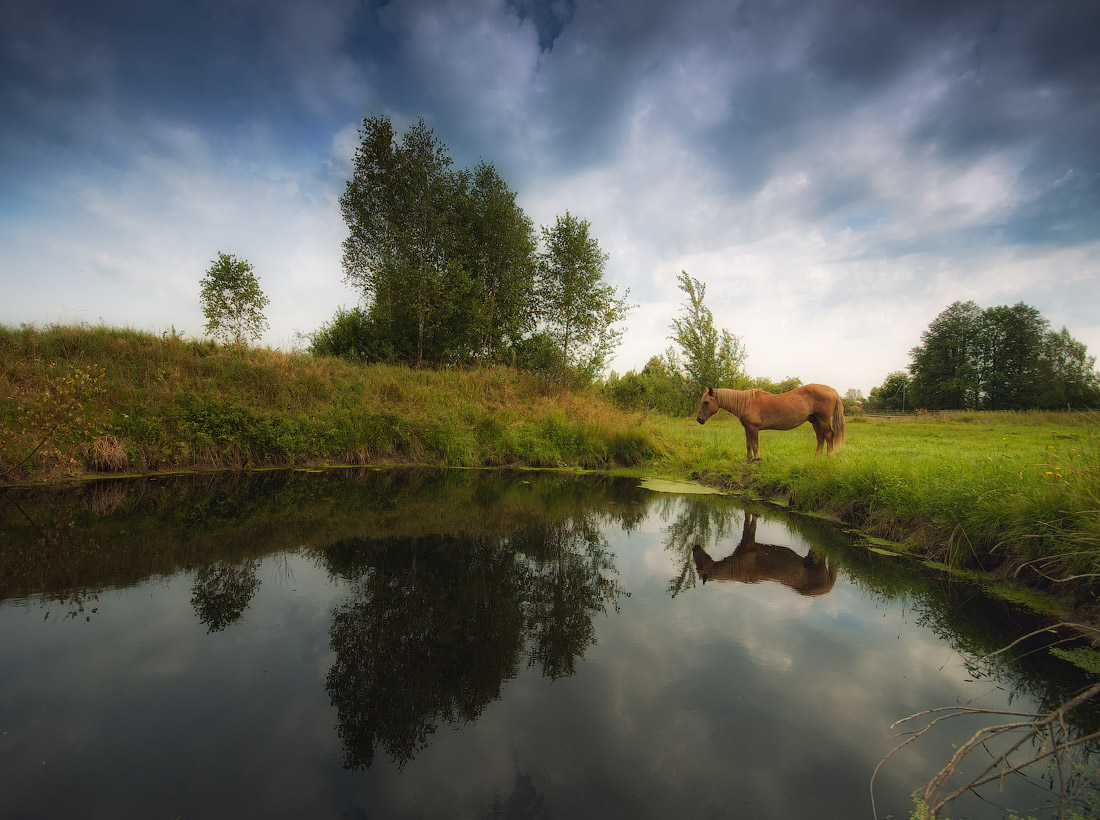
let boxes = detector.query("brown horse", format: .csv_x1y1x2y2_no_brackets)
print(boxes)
696,383,845,461
692,514,837,596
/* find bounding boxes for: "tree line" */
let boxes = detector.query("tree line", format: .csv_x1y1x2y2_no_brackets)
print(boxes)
868,301,1100,412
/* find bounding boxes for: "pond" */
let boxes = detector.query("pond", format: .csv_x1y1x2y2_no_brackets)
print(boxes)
1,469,1096,820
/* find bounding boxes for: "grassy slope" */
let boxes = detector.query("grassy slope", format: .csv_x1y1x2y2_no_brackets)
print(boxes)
0,324,658,481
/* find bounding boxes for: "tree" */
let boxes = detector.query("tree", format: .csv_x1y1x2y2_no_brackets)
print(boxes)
453,162,538,362
602,355,692,416
667,270,746,394
978,302,1048,410
867,371,911,412
308,305,385,362
536,212,632,382
199,252,269,347
842,388,865,413
340,115,462,365
1043,327,1100,408
908,301,982,410
907,301,1100,410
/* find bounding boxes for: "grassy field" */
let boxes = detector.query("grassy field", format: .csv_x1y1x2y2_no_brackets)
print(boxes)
2,323,1098,612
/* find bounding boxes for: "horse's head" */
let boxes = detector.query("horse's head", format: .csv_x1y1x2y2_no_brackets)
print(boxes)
696,387,719,424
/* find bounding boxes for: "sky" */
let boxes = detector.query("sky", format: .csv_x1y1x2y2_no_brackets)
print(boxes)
2,0,1098,396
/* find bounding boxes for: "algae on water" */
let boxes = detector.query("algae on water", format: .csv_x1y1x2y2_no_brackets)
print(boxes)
638,478,725,495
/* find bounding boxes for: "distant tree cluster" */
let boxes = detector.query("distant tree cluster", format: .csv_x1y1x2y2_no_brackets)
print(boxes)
866,371,912,413
868,301,1100,411
316,114,631,383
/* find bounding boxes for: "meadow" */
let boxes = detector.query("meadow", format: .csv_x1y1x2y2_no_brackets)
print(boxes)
2,323,1098,613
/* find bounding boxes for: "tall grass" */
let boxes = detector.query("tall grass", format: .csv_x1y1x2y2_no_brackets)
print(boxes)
0,324,659,481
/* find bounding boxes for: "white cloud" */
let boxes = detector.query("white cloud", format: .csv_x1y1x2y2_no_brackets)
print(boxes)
0,118,356,347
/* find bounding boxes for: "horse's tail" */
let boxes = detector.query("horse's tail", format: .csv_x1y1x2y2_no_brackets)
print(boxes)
832,390,846,450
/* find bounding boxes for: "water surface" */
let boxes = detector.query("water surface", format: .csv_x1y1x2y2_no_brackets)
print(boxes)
0,469,1093,819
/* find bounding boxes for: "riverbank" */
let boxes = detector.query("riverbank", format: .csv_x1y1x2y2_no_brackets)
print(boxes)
0,324,659,483
3,324,1098,622
649,409,1100,619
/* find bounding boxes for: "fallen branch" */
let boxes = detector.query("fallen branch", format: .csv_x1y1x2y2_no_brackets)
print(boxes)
872,628,1100,820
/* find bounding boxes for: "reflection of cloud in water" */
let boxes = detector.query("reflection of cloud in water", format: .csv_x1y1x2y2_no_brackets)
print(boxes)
581,503,1037,817
2,473,1067,820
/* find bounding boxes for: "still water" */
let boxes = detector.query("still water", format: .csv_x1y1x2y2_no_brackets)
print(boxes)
0,469,1094,819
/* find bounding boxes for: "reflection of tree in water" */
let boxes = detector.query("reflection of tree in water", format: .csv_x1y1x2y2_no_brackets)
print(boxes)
483,771,549,820
513,517,626,680
322,517,625,770
190,559,261,632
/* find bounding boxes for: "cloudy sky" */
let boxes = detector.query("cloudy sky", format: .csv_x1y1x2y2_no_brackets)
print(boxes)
2,0,1098,395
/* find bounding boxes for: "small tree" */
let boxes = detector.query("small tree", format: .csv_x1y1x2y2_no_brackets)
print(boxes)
668,270,745,394
200,252,270,347
536,212,632,382
867,371,911,412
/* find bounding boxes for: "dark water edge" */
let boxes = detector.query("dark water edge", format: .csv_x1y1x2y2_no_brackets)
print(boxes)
1,468,1097,820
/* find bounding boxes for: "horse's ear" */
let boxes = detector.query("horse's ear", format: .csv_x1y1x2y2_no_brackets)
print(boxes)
706,386,715,396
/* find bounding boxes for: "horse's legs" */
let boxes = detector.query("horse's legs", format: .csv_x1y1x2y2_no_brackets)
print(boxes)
810,416,826,455
744,426,761,461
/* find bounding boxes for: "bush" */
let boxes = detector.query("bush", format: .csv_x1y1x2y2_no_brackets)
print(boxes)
309,306,392,362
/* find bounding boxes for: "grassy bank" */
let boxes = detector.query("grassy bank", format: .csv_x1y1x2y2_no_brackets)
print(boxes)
651,410,1100,610
0,324,658,482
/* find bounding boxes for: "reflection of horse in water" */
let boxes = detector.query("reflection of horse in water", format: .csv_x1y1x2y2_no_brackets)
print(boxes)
692,514,837,596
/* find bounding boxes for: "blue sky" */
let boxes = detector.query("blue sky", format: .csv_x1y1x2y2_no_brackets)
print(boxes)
2,0,1098,395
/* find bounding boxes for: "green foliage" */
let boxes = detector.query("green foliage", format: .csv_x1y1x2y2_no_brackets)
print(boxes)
867,371,912,412
536,211,633,383
340,116,459,365
339,116,545,368
1049,647,1100,677
199,252,270,347
667,270,746,394
0,324,659,481
909,301,1100,410
745,375,803,393
308,305,389,362
453,161,539,361
602,356,695,415
609,271,749,415
1,360,107,478
506,332,567,380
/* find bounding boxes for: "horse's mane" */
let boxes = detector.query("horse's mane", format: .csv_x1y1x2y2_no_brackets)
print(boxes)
716,388,753,417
